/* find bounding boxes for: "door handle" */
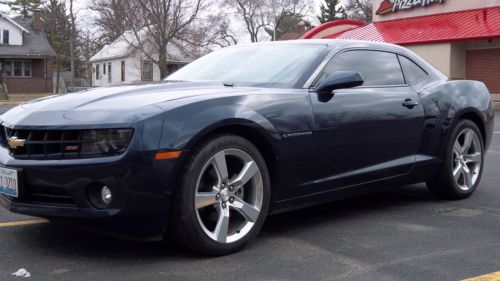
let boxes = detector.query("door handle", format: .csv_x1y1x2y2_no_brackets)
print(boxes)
402,99,419,109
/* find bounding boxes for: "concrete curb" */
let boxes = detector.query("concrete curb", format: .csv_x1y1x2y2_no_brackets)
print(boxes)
0,101,22,106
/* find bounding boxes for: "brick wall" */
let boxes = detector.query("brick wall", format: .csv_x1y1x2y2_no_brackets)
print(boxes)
5,59,53,94
466,49,500,94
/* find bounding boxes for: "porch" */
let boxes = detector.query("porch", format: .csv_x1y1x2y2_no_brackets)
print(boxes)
0,58,53,95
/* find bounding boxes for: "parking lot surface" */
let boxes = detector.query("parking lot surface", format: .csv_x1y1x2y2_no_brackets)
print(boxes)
0,105,499,281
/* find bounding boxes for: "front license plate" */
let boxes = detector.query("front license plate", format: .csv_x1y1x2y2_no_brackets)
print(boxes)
0,167,19,198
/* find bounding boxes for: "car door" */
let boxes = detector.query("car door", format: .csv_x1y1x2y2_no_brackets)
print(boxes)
306,49,425,192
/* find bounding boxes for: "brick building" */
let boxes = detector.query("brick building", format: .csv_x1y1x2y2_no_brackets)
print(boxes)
302,0,500,101
0,11,56,95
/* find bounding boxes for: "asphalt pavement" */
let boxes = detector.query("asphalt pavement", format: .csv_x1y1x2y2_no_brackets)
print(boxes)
0,105,498,281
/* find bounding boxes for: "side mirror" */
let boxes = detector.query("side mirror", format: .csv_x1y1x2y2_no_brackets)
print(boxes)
315,71,364,95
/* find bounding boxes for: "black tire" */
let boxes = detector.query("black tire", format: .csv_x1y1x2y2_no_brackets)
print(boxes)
170,134,271,256
427,119,484,200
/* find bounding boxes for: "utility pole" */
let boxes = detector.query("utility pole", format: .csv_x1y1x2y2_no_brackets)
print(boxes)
69,0,76,90
272,0,277,41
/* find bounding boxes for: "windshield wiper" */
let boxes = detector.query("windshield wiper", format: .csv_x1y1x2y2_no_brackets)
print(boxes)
164,79,191,83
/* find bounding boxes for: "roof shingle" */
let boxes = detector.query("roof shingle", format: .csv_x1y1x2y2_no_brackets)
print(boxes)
0,15,56,59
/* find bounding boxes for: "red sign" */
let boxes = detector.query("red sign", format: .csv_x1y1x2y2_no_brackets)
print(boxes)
376,0,446,15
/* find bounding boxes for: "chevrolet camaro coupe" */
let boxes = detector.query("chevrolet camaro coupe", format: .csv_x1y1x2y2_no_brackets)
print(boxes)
0,40,494,255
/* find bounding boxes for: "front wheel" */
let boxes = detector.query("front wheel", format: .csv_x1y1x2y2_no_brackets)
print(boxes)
171,135,270,256
427,120,484,199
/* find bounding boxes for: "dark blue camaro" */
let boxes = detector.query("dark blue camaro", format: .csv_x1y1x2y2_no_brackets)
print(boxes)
0,40,494,255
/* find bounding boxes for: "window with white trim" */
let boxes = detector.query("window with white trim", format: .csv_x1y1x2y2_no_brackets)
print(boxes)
121,61,125,82
142,60,153,81
0,29,9,45
108,63,112,83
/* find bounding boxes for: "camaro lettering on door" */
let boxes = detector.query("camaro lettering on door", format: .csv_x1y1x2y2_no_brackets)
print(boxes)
282,131,313,139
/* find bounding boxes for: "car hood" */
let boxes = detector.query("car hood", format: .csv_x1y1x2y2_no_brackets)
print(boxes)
0,82,257,128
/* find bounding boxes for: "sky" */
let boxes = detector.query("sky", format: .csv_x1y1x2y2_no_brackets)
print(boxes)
0,0,328,44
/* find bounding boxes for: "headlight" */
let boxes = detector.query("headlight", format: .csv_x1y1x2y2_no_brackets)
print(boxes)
81,129,133,156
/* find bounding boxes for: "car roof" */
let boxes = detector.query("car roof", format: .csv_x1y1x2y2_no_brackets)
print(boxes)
234,39,410,54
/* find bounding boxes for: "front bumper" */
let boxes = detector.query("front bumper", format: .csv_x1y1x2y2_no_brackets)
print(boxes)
0,146,177,240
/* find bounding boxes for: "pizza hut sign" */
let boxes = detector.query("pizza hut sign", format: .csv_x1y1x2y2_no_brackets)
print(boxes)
376,0,446,15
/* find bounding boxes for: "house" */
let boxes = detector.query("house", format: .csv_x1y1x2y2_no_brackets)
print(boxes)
90,30,193,87
0,11,56,95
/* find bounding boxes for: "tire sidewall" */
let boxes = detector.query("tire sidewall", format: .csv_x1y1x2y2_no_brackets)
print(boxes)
174,135,271,255
443,120,485,197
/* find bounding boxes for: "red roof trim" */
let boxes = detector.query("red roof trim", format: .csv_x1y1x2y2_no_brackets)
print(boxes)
301,20,366,39
312,7,500,45
397,35,500,46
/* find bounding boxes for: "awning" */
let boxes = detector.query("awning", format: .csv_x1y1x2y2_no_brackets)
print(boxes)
303,7,500,45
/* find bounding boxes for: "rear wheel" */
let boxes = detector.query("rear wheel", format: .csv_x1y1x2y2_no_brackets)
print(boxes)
427,120,484,199
171,135,270,256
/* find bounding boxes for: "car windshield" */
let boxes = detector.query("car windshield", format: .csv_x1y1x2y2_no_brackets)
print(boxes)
166,44,325,88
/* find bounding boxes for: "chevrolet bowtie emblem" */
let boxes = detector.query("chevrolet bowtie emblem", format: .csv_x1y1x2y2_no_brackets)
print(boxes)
8,136,26,149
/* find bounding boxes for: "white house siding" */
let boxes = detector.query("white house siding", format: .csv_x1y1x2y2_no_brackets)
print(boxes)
0,18,23,45
92,53,161,87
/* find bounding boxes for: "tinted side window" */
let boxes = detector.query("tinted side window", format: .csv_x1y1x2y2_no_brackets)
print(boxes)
317,50,405,86
399,55,427,84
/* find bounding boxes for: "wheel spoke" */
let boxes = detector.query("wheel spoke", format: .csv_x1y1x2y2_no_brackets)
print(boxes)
454,141,463,155
231,161,259,188
462,164,470,174
214,207,230,243
195,189,219,209
231,197,260,222
464,152,481,163
212,151,229,182
453,164,463,181
462,130,473,153
463,167,473,188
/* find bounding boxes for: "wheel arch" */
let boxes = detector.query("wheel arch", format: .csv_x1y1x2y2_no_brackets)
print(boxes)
180,120,281,208
428,106,488,162
456,110,487,147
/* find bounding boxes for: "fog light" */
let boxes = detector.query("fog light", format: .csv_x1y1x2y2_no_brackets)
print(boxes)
87,183,113,210
101,186,112,205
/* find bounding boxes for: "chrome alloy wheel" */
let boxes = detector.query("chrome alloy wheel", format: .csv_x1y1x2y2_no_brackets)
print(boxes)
194,148,263,243
452,128,482,191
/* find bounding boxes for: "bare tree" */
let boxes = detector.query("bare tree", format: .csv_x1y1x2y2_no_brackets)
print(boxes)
224,0,271,43
225,0,312,42
202,15,238,47
270,0,312,41
90,0,137,44
180,14,238,52
78,29,104,84
122,0,210,79
9,0,42,17
68,0,77,88
343,0,372,22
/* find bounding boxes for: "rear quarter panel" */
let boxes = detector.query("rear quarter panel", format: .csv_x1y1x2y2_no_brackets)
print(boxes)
417,79,494,158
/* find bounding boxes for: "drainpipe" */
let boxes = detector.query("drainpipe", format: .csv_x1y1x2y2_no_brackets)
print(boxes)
44,59,47,93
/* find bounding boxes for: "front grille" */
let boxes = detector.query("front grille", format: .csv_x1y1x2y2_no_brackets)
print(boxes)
0,126,130,160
